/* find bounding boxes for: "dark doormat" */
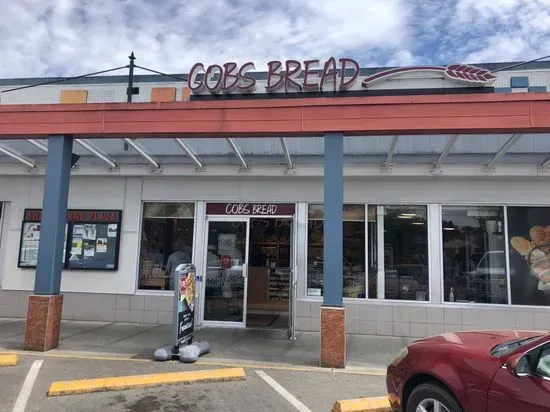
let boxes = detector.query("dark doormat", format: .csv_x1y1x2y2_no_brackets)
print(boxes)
246,314,280,328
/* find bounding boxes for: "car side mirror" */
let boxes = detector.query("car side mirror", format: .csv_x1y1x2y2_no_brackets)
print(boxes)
506,353,531,378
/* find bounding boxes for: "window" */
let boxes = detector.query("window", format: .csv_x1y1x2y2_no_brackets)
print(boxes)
307,204,365,298
382,206,429,301
507,206,550,306
306,204,428,301
138,203,195,291
536,344,550,378
442,206,507,304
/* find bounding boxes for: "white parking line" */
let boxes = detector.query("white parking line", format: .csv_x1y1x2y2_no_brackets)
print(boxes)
255,370,313,412
12,360,43,412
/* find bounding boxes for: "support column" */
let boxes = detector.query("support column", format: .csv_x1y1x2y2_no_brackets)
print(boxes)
320,132,345,368
24,135,73,351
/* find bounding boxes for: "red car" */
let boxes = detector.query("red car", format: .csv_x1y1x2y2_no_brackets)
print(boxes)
386,330,550,412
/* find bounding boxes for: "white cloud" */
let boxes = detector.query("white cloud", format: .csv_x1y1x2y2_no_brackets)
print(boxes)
454,0,550,62
455,0,520,23
0,0,549,78
0,0,408,77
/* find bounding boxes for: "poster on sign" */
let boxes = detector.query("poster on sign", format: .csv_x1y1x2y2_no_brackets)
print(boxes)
172,263,197,348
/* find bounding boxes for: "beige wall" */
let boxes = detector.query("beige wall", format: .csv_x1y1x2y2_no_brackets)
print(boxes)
0,176,142,294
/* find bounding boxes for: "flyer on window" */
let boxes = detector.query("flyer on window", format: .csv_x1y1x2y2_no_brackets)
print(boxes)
73,224,84,237
107,224,117,237
83,224,97,240
19,222,67,266
83,240,95,257
96,238,107,253
71,237,83,255
20,222,41,266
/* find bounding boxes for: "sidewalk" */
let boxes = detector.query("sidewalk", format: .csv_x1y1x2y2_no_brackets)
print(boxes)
0,318,411,370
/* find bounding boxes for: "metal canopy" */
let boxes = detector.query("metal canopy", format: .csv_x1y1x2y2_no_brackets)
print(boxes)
433,134,459,170
26,139,48,153
540,156,550,169
174,138,204,169
382,136,399,171
123,138,160,168
226,137,249,170
75,139,117,169
0,134,549,172
279,137,293,169
484,134,523,168
0,142,36,168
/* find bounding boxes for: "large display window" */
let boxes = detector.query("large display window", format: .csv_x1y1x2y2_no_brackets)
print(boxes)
442,206,507,304
306,204,366,298
306,203,428,301
507,206,550,307
381,205,429,301
303,201,550,306
18,209,122,270
138,202,195,291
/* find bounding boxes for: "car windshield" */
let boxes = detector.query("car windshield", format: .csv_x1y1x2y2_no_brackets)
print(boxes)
490,336,544,357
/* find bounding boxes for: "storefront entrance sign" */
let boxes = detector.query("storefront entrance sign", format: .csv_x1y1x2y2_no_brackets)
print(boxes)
188,58,496,95
206,202,295,216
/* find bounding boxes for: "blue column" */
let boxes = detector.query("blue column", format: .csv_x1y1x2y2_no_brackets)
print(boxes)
323,132,343,307
34,135,73,295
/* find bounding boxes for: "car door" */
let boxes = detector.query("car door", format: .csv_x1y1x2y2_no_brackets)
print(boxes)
487,342,550,412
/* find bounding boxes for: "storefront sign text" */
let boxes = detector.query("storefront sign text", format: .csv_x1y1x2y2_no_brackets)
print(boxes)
206,203,295,216
189,58,360,94
187,59,496,95
24,209,121,223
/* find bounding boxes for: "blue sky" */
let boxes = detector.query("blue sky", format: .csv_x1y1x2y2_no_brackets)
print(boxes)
1,0,549,78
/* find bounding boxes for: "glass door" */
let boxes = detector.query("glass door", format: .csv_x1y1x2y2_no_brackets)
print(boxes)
203,218,249,327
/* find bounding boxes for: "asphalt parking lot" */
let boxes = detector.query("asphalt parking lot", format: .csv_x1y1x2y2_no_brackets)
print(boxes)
1,353,387,412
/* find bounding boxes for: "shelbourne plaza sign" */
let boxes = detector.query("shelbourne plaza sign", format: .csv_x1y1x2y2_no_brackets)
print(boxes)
187,57,497,94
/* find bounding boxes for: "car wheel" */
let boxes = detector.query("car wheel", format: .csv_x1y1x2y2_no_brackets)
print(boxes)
406,383,463,412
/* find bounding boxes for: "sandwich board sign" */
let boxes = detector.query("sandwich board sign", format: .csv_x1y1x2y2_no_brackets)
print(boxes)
172,263,196,351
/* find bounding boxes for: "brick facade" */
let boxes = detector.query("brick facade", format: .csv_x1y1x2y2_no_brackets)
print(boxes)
320,306,346,368
24,294,64,351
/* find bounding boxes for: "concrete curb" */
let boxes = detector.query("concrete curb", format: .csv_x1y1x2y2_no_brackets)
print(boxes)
332,396,391,412
2,349,387,376
0,354,19,367
47,367,246,397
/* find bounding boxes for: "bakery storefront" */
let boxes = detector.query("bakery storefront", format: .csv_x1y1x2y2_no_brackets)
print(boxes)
0,57,550,349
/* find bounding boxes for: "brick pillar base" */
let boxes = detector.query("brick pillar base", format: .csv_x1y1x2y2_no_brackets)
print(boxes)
320,306,346,368
24,294,63,351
